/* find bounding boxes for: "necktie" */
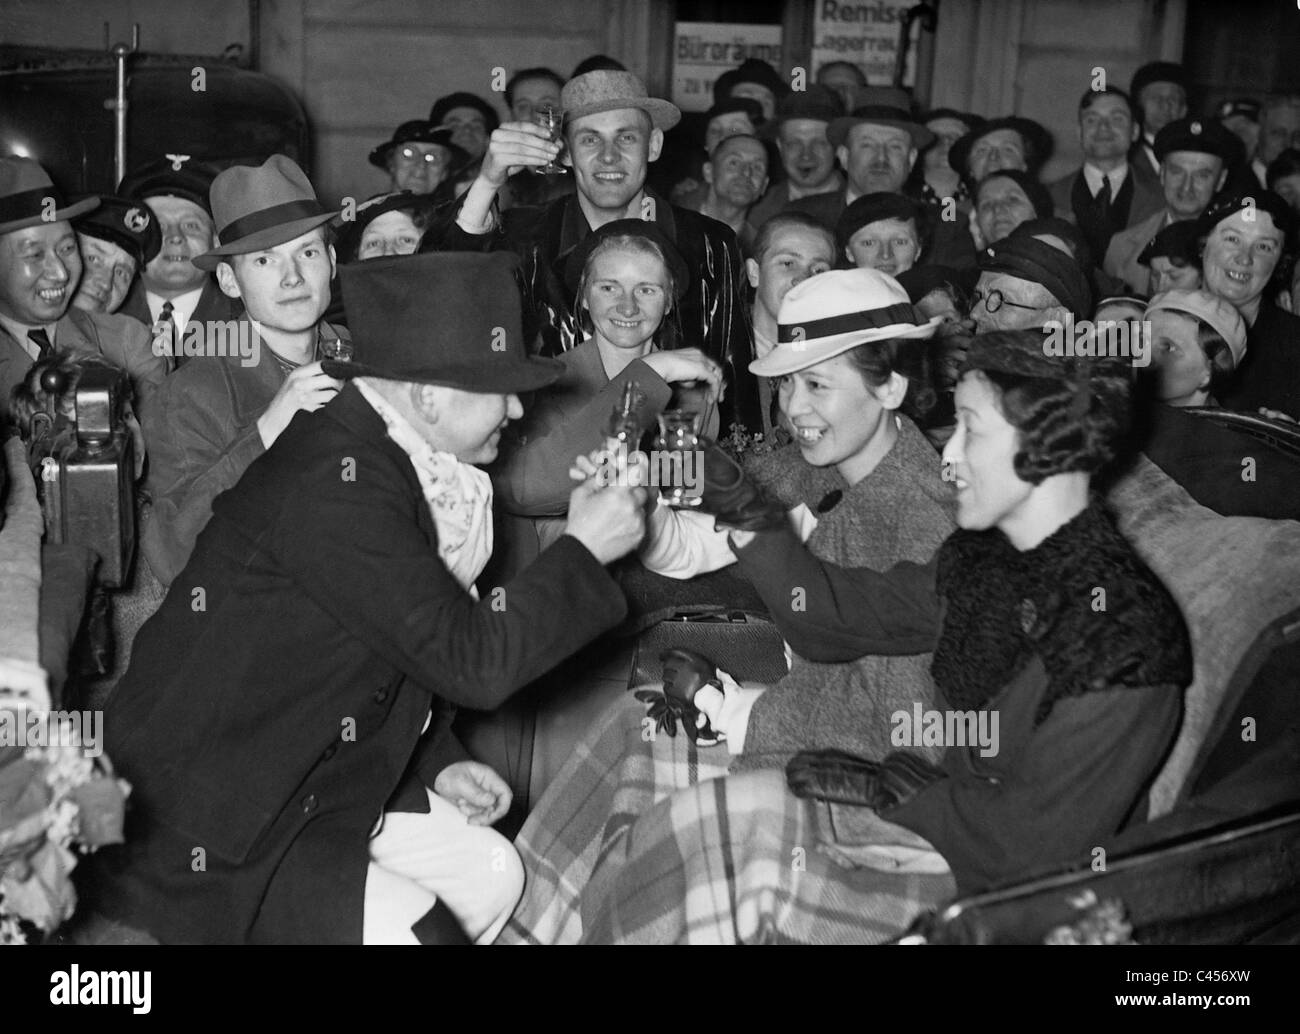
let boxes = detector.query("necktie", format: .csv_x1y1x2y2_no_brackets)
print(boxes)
27,328,52,360
159,300,179,366
1094,176,1112,218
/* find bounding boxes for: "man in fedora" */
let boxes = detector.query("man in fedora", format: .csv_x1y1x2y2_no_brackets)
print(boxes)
0,157,166,421
117,154,242,362
430,68,763,435
139,154,349,588
93,252,649,944
747,86,845,230
71,194,162,315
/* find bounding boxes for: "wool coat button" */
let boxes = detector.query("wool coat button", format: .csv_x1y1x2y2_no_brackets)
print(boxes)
373,688,388,704
301,794,319,814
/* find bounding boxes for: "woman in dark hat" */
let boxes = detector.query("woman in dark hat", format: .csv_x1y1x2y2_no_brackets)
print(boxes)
369,120,468,200
970,168,1053,251
544,328,1191,945
489,219,723,574
1136,218,1203,296
334,191,432,264
948,116,1055,190
834,192,929,275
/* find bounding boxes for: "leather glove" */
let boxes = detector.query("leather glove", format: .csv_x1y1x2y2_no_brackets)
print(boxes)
786,749,884,808
872,751,946,810
698,440,787,532
660,647,722,744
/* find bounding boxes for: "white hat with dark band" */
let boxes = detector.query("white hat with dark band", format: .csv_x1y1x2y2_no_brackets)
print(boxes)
751,268,941,377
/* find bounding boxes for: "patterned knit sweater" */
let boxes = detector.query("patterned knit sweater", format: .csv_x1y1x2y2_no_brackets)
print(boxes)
734,416,956,771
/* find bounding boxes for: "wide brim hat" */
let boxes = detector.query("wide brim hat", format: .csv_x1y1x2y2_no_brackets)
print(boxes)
73,193,162,265
193,155,337,271
561,70,681,132
948,116,1054,180
752,267,941,377
323,252,563,394
828,105,934,152
1145,287,1248,367
428,92,501,134
117,154,222,213
763,85,844,138
0,157,98,234
713,58,790,108
368,120,469,170
562,218,690,297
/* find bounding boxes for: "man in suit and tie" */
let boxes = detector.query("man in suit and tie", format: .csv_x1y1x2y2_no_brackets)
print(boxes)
1104,118,1238,293
1048,88,1164,265
116,154,242,364
0,158,165,422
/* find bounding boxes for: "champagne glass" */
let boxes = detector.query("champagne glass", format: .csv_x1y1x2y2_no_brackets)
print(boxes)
533,105,566,175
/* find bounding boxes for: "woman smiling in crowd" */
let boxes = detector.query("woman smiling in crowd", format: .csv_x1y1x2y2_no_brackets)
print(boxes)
835,192,929,275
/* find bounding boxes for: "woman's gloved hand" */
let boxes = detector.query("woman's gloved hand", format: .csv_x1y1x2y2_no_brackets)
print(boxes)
698,440,787,532
786,750,945,810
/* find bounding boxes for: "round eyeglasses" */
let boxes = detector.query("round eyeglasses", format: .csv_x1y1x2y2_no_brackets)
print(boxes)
972,287,1041,313
395,146,450,168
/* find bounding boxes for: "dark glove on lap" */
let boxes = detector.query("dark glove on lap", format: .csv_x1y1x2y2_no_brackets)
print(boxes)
699,440,787,532
787,749,945,811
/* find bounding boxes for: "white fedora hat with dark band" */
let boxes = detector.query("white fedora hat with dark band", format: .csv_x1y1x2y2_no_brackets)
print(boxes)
193,155,336,270
751,268,941,378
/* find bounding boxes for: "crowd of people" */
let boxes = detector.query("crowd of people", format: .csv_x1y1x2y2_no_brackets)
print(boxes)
1,47,1299,945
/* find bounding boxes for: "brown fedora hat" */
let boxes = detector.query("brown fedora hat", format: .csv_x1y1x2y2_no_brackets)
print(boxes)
0,157,98,235
560,70,681,131
324,252,563,394
193,155,336,270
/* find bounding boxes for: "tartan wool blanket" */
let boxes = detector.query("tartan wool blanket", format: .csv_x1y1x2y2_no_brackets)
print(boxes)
500,694,955,944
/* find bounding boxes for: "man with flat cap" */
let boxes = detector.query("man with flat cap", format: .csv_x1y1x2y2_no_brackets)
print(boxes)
92,251,649,944
971,231,1094,334
139,154,349,588
71,195,162,316
747,86,845,230
0,157,165,421
117,154,242,362
1104,117,1238,292
430,68,761,434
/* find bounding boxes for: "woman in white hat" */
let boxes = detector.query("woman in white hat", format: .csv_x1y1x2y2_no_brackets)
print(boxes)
1143,288,1247,408
500,267,957,943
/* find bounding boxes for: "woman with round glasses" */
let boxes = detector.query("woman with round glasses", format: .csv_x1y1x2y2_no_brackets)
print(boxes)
368,120,468,199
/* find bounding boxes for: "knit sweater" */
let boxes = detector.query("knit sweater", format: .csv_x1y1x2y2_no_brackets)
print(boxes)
735,416,956,771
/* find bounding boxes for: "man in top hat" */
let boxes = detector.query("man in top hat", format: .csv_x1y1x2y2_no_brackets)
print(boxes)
0,157,165,421
116,154,242,361
139,154,350,588
1130,61,1191,179
747,86,845,230
71,195,162,316
430,68,762,434
91,251,649,944
1104,117,1237,292
1048,88,1165,263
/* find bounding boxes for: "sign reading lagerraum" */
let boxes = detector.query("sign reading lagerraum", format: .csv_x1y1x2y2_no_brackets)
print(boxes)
672,22,784,113
811,0,920,86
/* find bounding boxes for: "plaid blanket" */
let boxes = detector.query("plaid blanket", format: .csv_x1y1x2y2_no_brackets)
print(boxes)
501,692,955,944
500,694,734,944
580,769,957,944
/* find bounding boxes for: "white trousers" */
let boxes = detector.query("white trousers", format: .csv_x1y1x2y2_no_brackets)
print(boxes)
362,788,524,945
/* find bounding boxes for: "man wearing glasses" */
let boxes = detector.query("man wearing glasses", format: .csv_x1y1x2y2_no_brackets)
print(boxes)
970,231,1094,333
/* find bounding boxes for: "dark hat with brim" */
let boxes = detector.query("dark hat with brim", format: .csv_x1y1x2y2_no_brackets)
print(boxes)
322,252,563,394
1137,219,1203,267
948,116,1054,182
193,155,336,271
829,105,934,151
73,194,162,265
713,59,790,108
924,108,985,134
0,157,98,235
1197,190,1296,244
1215,98,1261,123
428,92,501,134
117,154,222,213
834,191,926,257
368,120,469,170
980,234,1093,318
974,168,1055,222
561,70,681,132
1153,117,1242,166
334,191,433,262
563,218,689,298
1008,215,1095,270
1130,61,1190,100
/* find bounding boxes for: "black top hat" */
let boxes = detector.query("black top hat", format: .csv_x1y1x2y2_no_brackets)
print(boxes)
117,154,222,214
369,120,469,171
325,252,563,394
562,218,689,297
73,194,163,266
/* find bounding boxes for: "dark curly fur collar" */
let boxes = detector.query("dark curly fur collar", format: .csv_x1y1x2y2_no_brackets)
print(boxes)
931,500,1191,723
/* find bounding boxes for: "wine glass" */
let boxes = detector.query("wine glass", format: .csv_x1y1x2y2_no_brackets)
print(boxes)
321,337,355,362
533,105,566,176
